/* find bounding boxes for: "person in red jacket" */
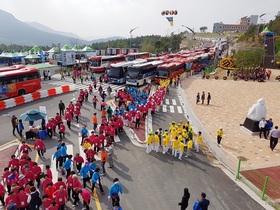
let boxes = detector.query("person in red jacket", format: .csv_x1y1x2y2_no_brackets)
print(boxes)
2,167,12,193
46,120,54,139
66,171,75,201
18,174,28,188
18,187,29,210
42,195,53,210
5,191,19,208
45,165,53,181
86,148,95,162
78,188,91,210
19,141,32,155
59,122,66,140
72,175,82,207
73,108,81,123
45,183,56,200
34,137,46,158
23,167,35,184
31,162,42,188
53,186,68,210
8,155,20,171
65,110,72,130
0,182,6,207
55,113,63,128
48,201,58,210
73,153,84,173
54,177,66,191
42,175,53,193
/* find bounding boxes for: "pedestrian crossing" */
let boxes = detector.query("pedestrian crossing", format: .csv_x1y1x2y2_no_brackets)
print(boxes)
161,99,184,114
45,76,125,94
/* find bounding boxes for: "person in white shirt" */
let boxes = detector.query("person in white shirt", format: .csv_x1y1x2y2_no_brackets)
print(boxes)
259,117,267,139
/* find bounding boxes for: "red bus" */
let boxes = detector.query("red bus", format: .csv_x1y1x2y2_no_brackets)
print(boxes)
126,52,150,61
0,64,26,73
155,62,185,83
88,54,126,73
0,68,41,100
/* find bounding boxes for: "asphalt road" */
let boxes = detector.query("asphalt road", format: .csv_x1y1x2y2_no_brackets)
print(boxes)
0,85,265,210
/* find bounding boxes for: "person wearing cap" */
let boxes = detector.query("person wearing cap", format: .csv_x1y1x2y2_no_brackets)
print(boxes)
172,136,180,157
146,132,154,154
153,132,160,152
185,138,193,158
216,127,224,145
108,178,123,207
178,141,187,160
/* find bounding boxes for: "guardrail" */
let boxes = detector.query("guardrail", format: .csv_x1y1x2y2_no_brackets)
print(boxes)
0,84,76,111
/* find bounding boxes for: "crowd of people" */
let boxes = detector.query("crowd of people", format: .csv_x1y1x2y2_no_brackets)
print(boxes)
259,117,280,151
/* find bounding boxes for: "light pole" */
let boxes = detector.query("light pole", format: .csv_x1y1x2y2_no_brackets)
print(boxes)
129,27,139,49
182,25,195,40
257,13,269,36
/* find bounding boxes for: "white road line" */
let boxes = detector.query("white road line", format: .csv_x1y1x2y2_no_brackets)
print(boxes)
165,99,170,105
162,105,167,112
172,99,177,105
177,106,183,114
170,105,175,113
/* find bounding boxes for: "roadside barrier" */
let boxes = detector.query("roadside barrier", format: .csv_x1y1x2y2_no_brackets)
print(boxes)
0,84,76,111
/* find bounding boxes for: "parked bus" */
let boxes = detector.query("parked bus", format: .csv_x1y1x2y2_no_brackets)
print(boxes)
126,61,163,86
108,59,147,84
88,54,126,73
0,64,26,73
126,52,150,61
0,68,41,100
155,62,185,83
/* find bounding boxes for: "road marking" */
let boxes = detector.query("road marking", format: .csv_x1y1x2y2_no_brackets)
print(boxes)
170,105,175,113
172,99,177,105
93,188,102,210
177,106,183,114
165,99,170,105
162,105,167,112
0,139,19,148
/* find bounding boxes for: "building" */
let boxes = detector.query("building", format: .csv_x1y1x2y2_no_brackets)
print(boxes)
212,15,258,33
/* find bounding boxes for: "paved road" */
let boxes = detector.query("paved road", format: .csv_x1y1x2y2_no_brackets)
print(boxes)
0,85,265,210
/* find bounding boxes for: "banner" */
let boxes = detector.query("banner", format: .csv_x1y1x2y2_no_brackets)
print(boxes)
166,17,173,27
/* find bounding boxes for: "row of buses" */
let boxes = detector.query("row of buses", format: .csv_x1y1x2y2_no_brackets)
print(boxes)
104,47,215,86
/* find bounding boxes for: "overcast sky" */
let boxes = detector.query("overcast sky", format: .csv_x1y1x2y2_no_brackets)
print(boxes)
1,0,279,40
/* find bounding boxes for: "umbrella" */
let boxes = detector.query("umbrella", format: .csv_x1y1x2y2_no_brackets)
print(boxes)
19,109,46,121
82,46,94,52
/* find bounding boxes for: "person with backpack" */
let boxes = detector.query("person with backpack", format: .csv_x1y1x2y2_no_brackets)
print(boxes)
193,192,210,210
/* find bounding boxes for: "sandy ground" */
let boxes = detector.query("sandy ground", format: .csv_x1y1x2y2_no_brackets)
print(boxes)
181,69,280,170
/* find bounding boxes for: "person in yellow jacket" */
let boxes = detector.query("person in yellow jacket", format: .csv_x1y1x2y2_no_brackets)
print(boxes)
178,141,187,160
216,127,224,145
171,127,177,140
185,121,191,132
82,139,92,152
178,120,184,131
182,130,189,143
172,136,180,157
146,132,154,154
169,121,176,132
185,139,193,158
178,131,183,143
153,132,160,152
195,131,203,152
162,134,169,154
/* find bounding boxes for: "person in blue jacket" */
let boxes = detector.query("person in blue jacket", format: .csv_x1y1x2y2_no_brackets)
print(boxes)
18,119,24,140
60,142,68,163
53,147,63,170
108,178,123,207
80,161,90,188
89,159,97,178
62,154,72,178
91,167,105,195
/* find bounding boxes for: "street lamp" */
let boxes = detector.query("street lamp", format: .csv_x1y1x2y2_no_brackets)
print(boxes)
129,27,139,49
257,13,269,35
182,25,195,40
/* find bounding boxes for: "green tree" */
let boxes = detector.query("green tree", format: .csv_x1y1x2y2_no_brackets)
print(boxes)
233,49,264,68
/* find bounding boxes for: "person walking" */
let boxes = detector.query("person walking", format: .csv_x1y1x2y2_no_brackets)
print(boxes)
107,86,112,98
91,167,105,195
108,178,123,207
266,118,274,138
185,138,193,158
99,148,107,175
207,92,211,105
106,142,114,168
178,188,190,210
178,141,187,160
216,127,224,145
92,96,98,109
27,186,42,210
18,119,24,140
53,186,68,210
78,188,91,210
259,117,267,139
146,132,154,154
201,91,205,105
11,115,19,136
268,126,280,151
58,100,65,116
193,192,210,210
196,93,200,105
92,113,98,132
34,137,46,158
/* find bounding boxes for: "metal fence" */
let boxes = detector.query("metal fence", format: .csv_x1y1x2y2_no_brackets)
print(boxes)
178,86,239,175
